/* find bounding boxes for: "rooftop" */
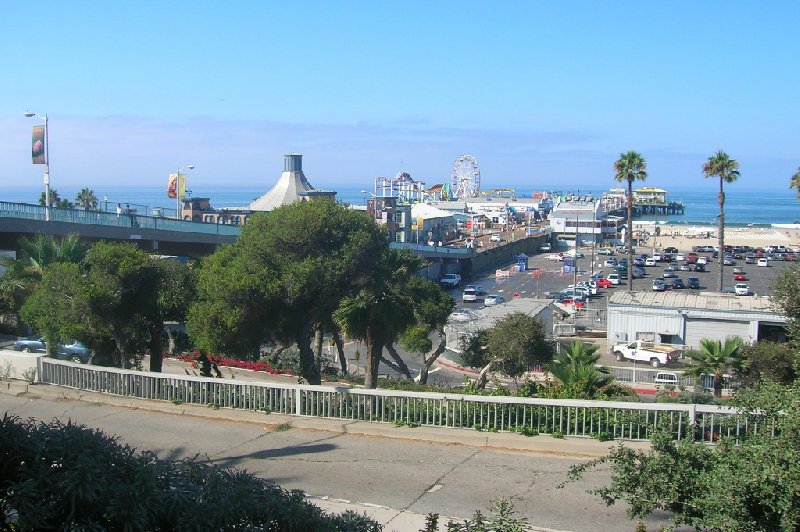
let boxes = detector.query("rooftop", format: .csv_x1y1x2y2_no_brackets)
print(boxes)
608,291,779,314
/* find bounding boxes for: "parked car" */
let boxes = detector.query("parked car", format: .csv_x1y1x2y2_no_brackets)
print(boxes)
539,243,552,252
697,256,708,265
723,255,736,266
632,267,645,278
57,340,92,364
13,336,91,363
484,294,505,306
490,234,502,242
675,253,685,261
633,257,645,267
679,263,692,271
671,278,686,289
595,278,613,288
597,248,614,255
734,273,748,281
663,267,677,278
735,283,750,296
449,309,473,322
604,258,617,267
607,273,621,285
687,277,700,289
757,258,769,267
644,257,657,267
13,336,46,353
664,247,679,254
652,279,666,292
745,254,756,264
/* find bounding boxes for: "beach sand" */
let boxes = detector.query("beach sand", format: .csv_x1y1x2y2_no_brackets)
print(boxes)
631,224,800,252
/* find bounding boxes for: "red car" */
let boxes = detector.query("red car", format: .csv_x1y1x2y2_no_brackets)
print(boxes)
734,273,748,281
561,298,586,309
595,278,613,288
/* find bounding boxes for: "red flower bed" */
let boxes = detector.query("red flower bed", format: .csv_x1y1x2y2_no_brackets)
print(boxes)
176,351,289,376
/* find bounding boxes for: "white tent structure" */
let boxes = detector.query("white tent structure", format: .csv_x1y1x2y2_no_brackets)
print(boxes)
249,153,315,211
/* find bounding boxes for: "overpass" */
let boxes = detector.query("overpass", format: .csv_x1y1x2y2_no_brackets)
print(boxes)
0,201,240,257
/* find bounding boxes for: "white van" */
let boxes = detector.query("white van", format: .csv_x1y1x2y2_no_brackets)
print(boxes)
654,372,679,386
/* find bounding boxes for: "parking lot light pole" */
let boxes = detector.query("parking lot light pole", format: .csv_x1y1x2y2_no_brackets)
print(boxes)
25,111,50,221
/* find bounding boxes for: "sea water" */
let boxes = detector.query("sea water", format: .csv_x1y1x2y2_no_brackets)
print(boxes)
4,184,799,226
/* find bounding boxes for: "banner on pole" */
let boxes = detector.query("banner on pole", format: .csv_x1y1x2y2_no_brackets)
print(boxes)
31,126,46,164
177,173,186,199
167,174,178,198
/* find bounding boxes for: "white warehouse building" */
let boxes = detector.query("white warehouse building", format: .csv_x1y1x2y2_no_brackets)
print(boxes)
607,291,788,351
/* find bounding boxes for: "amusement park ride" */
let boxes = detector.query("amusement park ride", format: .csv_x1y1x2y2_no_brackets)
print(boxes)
367,154,485,202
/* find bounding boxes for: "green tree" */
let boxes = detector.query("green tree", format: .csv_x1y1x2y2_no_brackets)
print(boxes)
771,266,800,349
735,341,798,388
613,151,647,291
83,242,162,368
188,201,387,384
75,187,99,210
20,263,89,356
395,276,455,385
565,381,800,530
545,341,614,399
459,312,555,389
146,259,198,372
790,166,800,199
38,189,73,208
684,337,744,397
334,249,421,388
702,150,740,292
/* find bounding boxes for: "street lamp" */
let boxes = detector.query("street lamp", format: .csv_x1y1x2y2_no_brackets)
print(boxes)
175,165,195,220
25,111,50,221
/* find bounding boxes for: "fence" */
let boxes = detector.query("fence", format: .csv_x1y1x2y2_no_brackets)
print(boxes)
37,358,753,443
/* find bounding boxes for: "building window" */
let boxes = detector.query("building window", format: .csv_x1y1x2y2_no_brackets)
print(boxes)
635,332,656,342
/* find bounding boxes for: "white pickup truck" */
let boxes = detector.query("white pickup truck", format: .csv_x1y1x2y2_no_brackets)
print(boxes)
440,273,462,288
612,340,680,368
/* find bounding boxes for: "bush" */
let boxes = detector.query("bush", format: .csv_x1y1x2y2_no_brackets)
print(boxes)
0,414,380,531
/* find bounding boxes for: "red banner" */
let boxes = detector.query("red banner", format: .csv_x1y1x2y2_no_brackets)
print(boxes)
167,173,178,199
31,126,46,164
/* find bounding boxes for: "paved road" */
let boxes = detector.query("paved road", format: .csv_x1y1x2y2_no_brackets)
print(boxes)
0,387,676,531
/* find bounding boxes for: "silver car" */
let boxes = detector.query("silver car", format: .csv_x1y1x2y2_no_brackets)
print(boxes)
484,294,505,306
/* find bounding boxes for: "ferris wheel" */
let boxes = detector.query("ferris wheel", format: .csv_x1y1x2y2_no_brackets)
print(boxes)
450,154,481,198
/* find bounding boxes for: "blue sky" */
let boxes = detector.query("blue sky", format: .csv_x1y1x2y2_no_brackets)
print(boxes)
1,1,798,193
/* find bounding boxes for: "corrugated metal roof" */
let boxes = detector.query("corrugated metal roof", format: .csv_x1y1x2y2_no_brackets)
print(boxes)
608,291,778,313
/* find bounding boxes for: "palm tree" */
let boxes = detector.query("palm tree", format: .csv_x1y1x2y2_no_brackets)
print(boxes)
702,151,740,292
18,233,88,277
684,337,744,398
613,151,648,291
75,188,98,210
546,341,613,399
790,166,800,200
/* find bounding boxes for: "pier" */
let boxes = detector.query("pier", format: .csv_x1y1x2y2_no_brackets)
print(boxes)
632,200,685,216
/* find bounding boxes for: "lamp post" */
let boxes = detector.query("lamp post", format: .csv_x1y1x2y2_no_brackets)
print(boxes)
24,111,50,221
175,165,195,220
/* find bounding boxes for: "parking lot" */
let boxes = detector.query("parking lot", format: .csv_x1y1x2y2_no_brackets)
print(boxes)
448,243,797,370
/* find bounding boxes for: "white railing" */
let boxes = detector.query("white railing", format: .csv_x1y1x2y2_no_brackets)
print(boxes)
37,358,752,443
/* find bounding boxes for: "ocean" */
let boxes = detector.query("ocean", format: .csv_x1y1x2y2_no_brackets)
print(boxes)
4,184,799,226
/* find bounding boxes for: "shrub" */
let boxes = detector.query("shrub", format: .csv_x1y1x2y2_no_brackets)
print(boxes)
0,414,380,531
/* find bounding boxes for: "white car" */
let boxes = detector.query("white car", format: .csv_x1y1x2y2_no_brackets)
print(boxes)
604,259,617,267
757,258,769,267
462,288,479,302
546,253,564,261
652,252,662,261
490,234,502,242
675,253,685,261
734,283,750,296
697,256,708,265
607,273,621,285
645,257,657,267
597,248,614,256
484,294,505,306
449,309,472,322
